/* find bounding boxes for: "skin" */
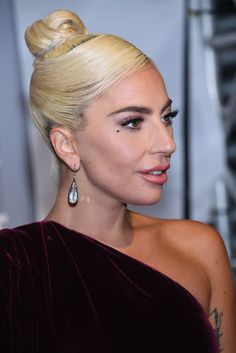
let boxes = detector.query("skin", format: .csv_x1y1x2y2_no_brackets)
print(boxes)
47,65,236,352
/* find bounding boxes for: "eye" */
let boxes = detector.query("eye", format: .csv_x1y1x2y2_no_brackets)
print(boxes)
161,110,179,126
120,117,144,131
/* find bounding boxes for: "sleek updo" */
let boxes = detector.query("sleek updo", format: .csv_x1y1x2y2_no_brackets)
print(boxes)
25,9,151,148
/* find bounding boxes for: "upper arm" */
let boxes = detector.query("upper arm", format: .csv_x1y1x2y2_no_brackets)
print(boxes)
202,226,236,353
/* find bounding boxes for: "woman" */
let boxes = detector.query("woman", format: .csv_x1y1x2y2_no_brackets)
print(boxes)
0,9,235,353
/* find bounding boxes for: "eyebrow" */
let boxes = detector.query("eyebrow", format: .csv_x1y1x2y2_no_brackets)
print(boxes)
108,98,172,116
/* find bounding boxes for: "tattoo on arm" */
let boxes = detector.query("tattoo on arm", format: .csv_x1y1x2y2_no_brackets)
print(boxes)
209,308,223,352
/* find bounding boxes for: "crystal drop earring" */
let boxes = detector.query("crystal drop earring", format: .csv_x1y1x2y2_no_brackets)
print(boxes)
68,164,79,206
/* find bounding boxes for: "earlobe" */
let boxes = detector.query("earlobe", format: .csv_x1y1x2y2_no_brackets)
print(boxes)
49,127,80,170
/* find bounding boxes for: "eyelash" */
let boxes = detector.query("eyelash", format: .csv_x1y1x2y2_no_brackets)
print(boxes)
161,110,179,126
120,109,179,131
120,117,144,131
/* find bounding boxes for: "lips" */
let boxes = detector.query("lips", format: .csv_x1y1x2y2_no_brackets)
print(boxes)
141,165,170,173
139,165,170,185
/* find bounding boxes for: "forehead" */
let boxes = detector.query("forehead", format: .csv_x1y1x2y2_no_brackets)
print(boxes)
86,65,169,114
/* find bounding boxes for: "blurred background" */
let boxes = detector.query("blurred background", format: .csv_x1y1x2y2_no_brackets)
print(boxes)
0,0,236,281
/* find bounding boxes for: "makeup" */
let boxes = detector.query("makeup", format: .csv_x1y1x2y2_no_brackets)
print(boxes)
139,165,170,185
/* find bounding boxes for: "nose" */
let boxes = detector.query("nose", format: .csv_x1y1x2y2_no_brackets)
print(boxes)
149,123,176,157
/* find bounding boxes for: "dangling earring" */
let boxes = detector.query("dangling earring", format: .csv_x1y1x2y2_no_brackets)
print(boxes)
68,164,79,206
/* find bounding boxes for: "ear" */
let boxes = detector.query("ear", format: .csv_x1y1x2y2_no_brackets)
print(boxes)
49,126,80,170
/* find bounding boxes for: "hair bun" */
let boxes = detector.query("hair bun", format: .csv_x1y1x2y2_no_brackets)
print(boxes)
25,9,88,58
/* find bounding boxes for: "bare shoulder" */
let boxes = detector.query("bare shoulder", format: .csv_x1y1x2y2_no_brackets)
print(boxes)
131,212,236,352
160,217,226,261
132,211,227,267
165,220,236,353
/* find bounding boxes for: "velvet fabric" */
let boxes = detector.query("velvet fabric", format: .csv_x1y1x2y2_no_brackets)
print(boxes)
0,220,219,353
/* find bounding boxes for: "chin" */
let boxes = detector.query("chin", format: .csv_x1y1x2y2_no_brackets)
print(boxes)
125,193,163,206
134,199,162,206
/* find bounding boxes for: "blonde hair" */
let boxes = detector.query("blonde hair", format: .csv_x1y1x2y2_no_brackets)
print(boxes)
25,9,151,148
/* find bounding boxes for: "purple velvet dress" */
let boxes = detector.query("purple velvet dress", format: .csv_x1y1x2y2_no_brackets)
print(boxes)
0,221,219,353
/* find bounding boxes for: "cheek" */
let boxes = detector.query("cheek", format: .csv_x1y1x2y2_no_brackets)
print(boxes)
86,133,141,169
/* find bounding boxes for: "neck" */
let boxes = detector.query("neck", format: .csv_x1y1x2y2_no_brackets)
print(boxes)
46,185,134,249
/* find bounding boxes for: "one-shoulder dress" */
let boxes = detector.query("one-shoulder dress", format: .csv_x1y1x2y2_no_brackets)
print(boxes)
0,221,219,353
